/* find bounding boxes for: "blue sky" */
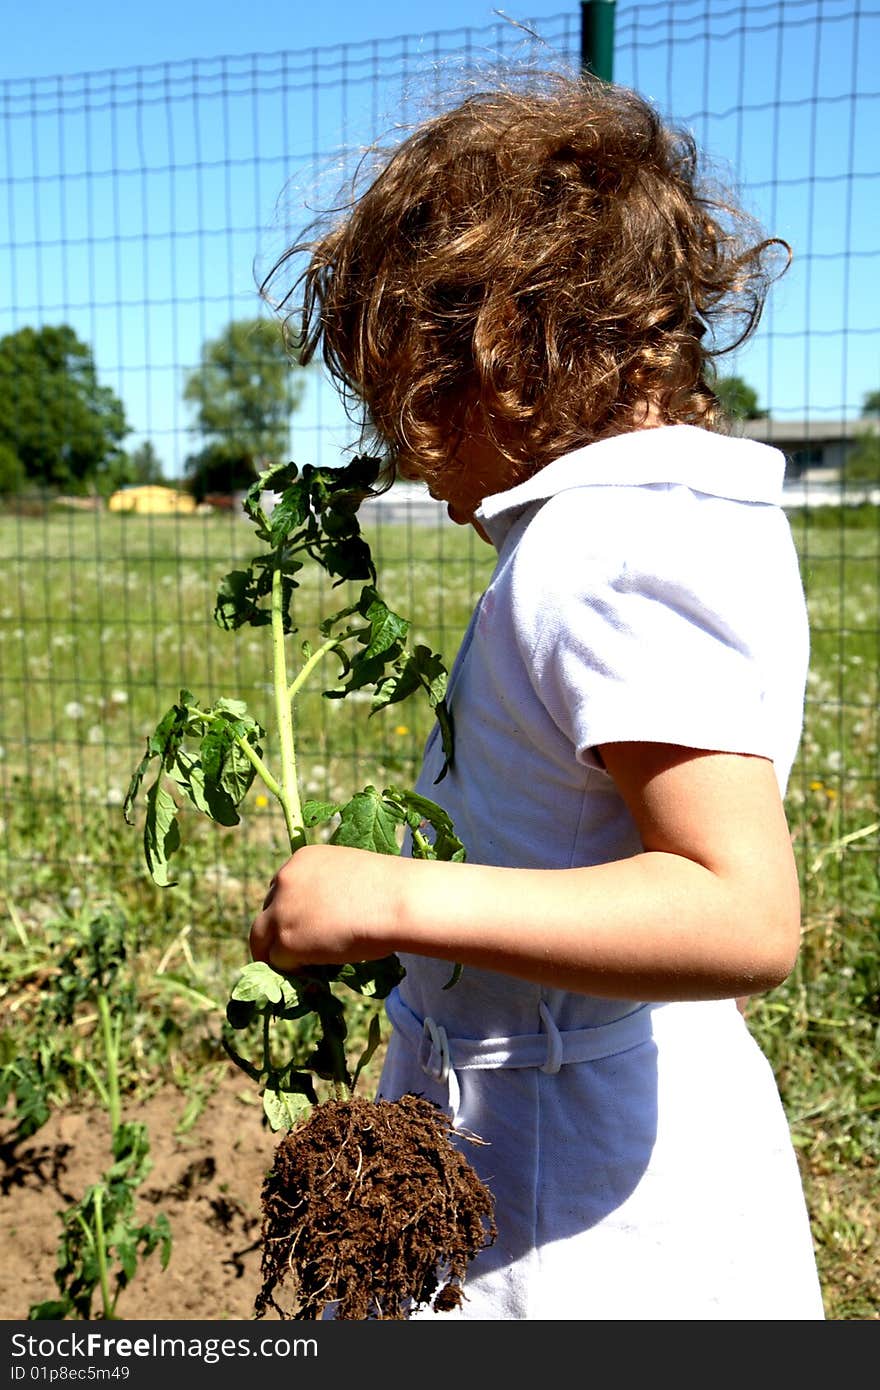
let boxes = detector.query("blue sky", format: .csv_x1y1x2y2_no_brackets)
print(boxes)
2,1,878,477
1,2,524,80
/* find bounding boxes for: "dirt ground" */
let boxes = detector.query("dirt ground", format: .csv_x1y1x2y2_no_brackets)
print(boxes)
0,1070,277,1322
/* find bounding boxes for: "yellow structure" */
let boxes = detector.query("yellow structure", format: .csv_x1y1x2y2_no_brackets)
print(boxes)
108,484,197,515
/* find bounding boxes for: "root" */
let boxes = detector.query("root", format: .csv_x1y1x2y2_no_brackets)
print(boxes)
255,1093,496,1321
343,1145,364,1202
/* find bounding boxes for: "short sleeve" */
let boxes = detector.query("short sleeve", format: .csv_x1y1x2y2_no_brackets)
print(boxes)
506,485,804,772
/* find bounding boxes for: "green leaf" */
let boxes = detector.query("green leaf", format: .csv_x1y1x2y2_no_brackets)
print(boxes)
369,646,455,779
370,657,421,710
433,699,455,782
321,534,373,585
214,565,273,631
334,955,405,999
334,453,383,494
383,786,466,862
268,487,311,546
331,786,403,855
302,1037,342,1081
231,961,302,1011
29,1299,72,1321
123,696,192,823
0,1059,53,1140
359,591,409,660
114,1231,138,1282
123,743,155,825
167,750,211,816
199,720,258,823
152,1211,174,1270
263,1080,314,1132
302,798,339,828
225,997,257,1030
246,462,301,533
215,697,249,719
109,1121,151,1178
353,1012,384,1089
143,780,181,887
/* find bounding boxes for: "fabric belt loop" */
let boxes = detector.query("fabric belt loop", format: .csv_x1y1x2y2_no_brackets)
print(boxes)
420,1015,450,1083
539,1001,563,1075
418,1015,461,1119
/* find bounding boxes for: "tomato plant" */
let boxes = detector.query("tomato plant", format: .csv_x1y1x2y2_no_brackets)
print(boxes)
124,455,462,1125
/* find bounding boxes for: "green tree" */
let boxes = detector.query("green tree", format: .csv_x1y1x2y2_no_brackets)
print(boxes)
183,443,260,503
0,441,26,496
714,375,768,421
127,440,166,485
182,318,306,496
0,325,129,492
843,390,880,486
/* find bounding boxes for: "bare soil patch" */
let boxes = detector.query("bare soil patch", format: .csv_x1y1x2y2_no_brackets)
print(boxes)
0,1070,273,1321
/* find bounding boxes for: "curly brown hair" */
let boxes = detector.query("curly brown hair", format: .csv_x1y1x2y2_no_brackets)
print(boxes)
264,71,789,488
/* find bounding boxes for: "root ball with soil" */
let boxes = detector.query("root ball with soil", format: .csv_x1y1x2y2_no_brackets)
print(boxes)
256,1093,496,1320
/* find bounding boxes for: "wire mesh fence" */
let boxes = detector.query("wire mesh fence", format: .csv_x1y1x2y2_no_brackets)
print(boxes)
1,1,877,935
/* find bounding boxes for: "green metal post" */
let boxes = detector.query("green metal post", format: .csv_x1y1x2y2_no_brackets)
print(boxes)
580,0,617,82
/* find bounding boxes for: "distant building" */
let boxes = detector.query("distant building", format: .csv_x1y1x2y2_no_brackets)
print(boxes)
740,419,857,477
108,484,198,515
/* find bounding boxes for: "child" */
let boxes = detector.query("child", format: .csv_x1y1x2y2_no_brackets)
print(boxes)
251,73,825,1320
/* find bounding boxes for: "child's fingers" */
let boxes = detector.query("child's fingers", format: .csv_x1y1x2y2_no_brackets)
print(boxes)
248,907,273,963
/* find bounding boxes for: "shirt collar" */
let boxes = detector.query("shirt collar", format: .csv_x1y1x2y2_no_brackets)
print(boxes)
475,425,787,547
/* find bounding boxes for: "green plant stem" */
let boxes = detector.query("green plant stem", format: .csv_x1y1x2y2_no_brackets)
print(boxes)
90,1188,116,1320
185,706,282,799
275,579,358,1101
287,636,340,704
327,1065,351,1104
80,1059,111,1112
271,563,306,854
96,992,121,1139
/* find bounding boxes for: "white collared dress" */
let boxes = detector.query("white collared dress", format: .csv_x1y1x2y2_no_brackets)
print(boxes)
377,425,825,1320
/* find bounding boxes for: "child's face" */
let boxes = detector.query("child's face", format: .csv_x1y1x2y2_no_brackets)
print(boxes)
400,432,509,543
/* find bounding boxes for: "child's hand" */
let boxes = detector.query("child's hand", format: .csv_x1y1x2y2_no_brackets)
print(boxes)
249,843,403,972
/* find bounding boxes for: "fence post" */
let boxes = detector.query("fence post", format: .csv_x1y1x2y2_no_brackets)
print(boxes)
580,0,617,81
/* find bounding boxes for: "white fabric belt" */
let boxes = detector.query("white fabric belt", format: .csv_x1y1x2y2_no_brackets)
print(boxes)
385,987,654,1120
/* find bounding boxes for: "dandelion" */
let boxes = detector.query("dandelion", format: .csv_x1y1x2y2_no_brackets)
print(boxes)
64,701,86,719
255,794,269,809
110,689,129,706
395,725,410,736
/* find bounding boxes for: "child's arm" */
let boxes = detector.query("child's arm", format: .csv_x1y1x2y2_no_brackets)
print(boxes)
249,741,801,1002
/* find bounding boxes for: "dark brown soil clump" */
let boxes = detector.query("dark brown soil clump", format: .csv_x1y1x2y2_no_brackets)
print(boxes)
255,1092,496,1320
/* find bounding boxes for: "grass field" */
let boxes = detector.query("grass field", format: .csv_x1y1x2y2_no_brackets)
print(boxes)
1,499,877,1319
